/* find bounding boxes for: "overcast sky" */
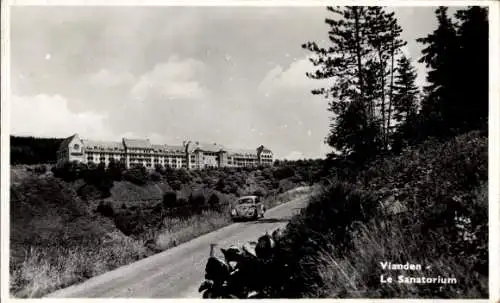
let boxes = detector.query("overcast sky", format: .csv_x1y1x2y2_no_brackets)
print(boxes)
10,5,463,159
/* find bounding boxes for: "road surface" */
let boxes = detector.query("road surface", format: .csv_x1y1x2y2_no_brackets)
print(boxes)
46,192,310,298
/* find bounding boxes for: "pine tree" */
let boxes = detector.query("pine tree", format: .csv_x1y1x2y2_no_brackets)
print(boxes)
365,7,407,149
303,6,406,161
302,6,378,161
417,6,461,137
393,55,420,123
326,99,381,163
302,7,372,115
417,6,488,138
454,6,489,131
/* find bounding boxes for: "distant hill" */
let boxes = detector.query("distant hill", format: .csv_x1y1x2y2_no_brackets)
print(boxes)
10,136,64,165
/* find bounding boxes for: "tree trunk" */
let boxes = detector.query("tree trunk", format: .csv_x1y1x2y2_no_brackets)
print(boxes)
378,49,386,141
387,37,395,150
353,8,367,118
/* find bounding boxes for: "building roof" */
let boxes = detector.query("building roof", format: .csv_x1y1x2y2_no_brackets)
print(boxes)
227,148,257,156
82,139,124,151
123,138,152,149
187,141,226,153
151,144,185,153
58,133,77,152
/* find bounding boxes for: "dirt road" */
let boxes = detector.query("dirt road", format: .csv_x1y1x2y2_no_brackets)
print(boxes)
46,193,309,298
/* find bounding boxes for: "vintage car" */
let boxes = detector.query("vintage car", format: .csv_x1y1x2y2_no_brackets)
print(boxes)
230,195,266,221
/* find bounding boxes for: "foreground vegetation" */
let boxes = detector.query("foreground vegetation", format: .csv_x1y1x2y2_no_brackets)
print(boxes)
10,159,321,298
266,130,487,298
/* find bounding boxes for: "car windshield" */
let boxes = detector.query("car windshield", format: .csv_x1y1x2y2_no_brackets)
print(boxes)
237,197,254,204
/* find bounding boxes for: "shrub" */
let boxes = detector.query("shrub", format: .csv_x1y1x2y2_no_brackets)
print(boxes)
169,180,182,191
53,161,86,182
208,193,221,211
273,166,296,180
96,201,115,218
114,209,145,236
175,198,191,218
82,164,114,198
162,191,177,209
154,164,165,174
106,160,124,181
34,165,47,175
150,171,162,182
189,193,206,215
123,166,148,186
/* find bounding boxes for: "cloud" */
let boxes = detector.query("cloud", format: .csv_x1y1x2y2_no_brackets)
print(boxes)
254,57,331,159
258,57,329,96
88,69,135,88
130,56,208,101
103,56,241,144
10,94,113,140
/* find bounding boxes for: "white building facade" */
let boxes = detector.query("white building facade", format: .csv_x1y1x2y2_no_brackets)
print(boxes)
56,133,273,170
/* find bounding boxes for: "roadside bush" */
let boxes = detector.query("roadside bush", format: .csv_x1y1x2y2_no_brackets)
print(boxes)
114,209,146,236
175,197,191,218
189,192,206,215
96,201,115,218
208,193,221,211
162,191,177,209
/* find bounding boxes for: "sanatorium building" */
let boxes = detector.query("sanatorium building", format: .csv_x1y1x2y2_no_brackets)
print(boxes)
56,133,273,170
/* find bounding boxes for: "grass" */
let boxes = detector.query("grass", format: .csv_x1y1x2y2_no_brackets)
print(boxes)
265,186,317,210
10,233,147,298
307,201,488,298
156,210,232,250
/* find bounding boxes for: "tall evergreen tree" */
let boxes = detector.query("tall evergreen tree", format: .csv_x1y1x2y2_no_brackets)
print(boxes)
417,7,461,137
365,7,407,149
392,55,420,123
454,6,489,131
418,6,488,137
302,7,372,115
303,6,406,161
303,6,377,161
326,99,382,163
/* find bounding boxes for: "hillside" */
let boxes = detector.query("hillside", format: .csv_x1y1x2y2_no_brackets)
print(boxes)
9,160,324,298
